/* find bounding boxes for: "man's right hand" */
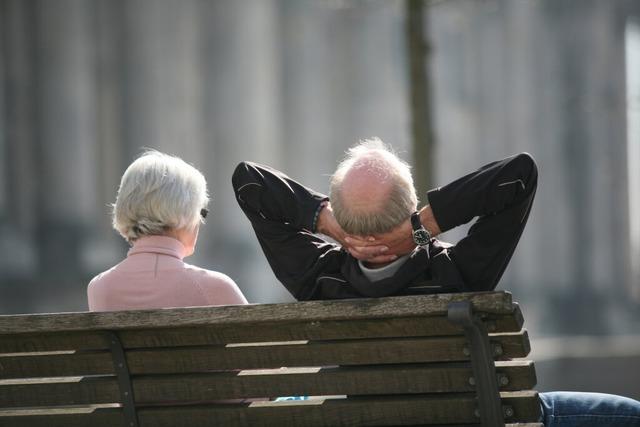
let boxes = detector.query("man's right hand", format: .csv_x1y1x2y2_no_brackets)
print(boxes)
316,202,397,264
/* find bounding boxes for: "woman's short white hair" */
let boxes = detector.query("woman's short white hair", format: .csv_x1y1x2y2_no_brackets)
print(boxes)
330,138,418,235
112,150,209,243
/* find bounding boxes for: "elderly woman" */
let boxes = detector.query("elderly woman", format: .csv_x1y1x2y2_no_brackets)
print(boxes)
88,151,247,311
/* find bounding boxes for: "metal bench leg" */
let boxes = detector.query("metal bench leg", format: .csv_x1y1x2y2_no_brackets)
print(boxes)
448,301,505,427
107,331,139,427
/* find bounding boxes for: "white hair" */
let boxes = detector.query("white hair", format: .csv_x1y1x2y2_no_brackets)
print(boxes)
330,138,418,235
112,150,209,243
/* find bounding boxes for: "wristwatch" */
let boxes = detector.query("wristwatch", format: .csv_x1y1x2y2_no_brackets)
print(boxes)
410,211,431,246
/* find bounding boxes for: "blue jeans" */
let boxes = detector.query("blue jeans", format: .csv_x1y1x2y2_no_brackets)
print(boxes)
539,392,640,426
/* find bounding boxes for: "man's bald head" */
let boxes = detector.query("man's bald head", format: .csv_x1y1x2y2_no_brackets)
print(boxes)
339,159,395,213
330,138,418,236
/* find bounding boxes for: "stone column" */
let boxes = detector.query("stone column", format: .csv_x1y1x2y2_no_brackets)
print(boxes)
279,1,341,191
122,0,205,161
0,1,7,217
36,0,99,278
200,0,284,302
348,1,410,157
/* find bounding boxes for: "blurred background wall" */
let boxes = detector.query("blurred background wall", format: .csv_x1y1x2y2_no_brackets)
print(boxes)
1,0,639,398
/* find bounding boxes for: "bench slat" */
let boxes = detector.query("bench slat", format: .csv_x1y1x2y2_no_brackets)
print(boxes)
0,405,123,427
0,332,530,378
0,332,109,353
0,310,524,353
120,311,523,348
0,361,535,407
130,362,536,404
124,333,529,374
0,392,541,426
0,351,113,379
0,292,513,334
0,376,119,407
136,391,540,426
497,330,530,359
502,391,543,423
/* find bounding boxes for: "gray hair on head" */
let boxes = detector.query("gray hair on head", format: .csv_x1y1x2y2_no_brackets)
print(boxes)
329,137,418,235
112,150,209,243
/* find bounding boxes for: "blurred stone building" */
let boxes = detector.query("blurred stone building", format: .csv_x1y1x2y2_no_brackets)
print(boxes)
0,0,411,310
1,0,639,398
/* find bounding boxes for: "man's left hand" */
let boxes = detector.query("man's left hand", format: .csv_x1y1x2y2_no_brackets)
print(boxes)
346,205,442,260
317,202,397,264
345,220,415,260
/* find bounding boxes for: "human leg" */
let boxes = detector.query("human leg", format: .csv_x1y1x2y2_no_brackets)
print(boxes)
539,391,640,426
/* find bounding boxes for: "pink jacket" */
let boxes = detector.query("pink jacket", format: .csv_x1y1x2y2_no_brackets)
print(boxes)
87,235,247,311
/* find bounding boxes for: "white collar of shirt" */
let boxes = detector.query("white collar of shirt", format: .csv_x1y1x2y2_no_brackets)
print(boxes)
358,253,411,282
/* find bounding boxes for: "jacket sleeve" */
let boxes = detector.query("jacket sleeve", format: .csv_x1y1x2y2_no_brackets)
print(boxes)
426,152,538,291
232,161,340,300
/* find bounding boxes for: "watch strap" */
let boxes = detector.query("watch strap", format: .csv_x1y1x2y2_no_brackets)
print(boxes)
410,211,422,232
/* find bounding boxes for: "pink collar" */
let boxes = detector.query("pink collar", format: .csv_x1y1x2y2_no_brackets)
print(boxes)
128,235,188,260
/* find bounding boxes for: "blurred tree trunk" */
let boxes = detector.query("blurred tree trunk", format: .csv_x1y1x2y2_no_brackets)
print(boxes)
407,0,434,198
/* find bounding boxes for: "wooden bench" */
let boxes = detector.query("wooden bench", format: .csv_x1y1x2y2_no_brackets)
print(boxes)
0,291,542,426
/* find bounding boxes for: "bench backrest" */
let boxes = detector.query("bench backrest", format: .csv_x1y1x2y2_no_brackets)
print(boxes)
0,291,541,426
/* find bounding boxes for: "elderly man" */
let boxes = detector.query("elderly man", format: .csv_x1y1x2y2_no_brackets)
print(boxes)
232,138,536,300
232,138,640,427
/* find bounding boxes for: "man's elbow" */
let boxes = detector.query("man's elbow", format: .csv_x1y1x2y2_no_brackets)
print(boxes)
513,152,538,190
232,161,266,211
232,161,253,191
515,152,537,171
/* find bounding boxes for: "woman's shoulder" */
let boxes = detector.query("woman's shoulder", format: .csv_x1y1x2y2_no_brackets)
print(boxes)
87,264,124,311
183,263,248,305
87,264,119,289
183,263,234,285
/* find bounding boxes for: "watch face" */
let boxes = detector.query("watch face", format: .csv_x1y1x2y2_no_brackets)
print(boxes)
413,229,431,246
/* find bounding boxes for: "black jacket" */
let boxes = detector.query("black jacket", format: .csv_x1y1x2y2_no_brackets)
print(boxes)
232,153,538,301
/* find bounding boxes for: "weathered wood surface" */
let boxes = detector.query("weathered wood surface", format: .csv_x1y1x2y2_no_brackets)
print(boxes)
0,405,123,427
0,392,541,426
0,375,118,407
0,292,513,334
0,332,530,378
141,391,542,426
0,331,109,353
0,350,112,378
0,307,524,352
0,412,544,427
0,316,519,353
0,292,540,426
0,361,535,407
